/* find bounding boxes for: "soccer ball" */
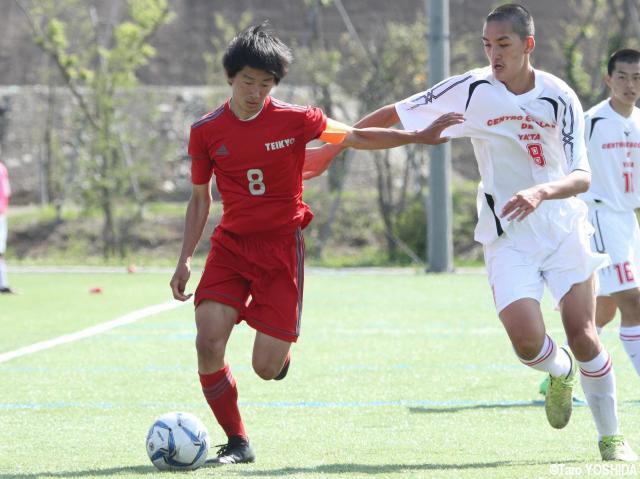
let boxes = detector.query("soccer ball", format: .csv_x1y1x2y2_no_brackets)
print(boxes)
146,412,210,471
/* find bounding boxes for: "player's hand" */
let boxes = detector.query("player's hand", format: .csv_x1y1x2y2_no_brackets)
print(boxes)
414,112,465,145
170,261,193,301
500,185,547,222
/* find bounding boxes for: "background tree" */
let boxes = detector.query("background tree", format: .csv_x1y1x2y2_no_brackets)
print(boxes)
16,0,174,257
296,0,353,258
338,17,430,262
203,11,254,88
562,0,640,107
300,0,347,193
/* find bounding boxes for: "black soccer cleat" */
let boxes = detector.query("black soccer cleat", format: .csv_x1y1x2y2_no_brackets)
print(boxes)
0,287,14,294
274,355,290,381
206,435,256,465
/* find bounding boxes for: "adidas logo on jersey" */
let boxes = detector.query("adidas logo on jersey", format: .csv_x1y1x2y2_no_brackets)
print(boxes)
265,137,296,151
215,144,229,156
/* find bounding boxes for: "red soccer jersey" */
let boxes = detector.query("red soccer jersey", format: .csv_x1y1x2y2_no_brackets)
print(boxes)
189,96,327,235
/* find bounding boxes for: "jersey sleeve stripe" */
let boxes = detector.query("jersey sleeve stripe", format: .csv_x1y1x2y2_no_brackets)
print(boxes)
191,105,225,129
408,75,473,110
271,98,307,112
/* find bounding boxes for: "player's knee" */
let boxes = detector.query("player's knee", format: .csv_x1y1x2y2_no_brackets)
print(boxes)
195,334,226,362
252,359,279,380
567,328,599,360
511,335,543,361
514,342,542,361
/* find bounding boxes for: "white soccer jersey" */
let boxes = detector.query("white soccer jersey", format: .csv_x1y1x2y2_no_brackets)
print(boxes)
581,99,640,211
396,66,590,245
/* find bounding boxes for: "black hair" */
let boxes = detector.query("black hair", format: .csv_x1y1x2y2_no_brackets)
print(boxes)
222,22,293,84
607,49,640,76
485,3,534,40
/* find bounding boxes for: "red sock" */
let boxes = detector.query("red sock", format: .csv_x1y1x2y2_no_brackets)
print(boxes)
199,364,247,440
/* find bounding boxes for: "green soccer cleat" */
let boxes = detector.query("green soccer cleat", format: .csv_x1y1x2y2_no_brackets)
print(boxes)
545,347,577,429
599,435,638,461
539,376,550,396
539,373,585,405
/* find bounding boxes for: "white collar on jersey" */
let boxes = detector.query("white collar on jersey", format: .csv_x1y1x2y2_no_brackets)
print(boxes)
493,69,543,105
230,98,265,122
605,99,636,121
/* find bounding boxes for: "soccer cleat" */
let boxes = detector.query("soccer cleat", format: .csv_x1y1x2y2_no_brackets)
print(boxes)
539,373,585,405
0,287,14,294
274,354,290,381
599,435,638,461
545,347,577,429
539,376,550,396
205,435,255,465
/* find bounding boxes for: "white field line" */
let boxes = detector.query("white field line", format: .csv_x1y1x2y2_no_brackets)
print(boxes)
0,299,190,364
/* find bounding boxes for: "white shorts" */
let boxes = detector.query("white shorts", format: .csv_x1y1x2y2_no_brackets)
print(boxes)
0,215,6,254
484,217,609,313
589,203,640,295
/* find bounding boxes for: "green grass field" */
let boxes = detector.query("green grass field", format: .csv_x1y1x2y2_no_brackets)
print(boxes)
1,270,639,478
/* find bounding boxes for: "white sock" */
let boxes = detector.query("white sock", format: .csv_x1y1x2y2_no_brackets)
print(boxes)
518,334,571,377
596,326,603,335
619,325,640,376
579,349,619,439
0,259,8,288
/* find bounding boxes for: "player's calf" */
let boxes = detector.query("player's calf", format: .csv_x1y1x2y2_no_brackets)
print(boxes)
616,289,640,375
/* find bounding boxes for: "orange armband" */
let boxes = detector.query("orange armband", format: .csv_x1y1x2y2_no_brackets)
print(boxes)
319,118,350,144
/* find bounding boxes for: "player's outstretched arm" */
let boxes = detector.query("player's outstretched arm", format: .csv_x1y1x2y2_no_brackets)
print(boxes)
335,112,463,150
170,182,212,301
303,107,463,179
353,103,402,129
500,169,591,222
303,104,405,180
309,111,462,155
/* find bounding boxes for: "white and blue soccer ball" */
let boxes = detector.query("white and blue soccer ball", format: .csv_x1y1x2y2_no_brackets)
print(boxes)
146,412,210,471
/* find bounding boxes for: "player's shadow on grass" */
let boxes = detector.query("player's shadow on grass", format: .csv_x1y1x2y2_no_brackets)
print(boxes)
5,459,587,478
2,465,158,478
244,459,584,476
408,399,547,414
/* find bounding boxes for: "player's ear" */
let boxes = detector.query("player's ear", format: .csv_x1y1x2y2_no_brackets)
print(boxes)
604,74,613,89
524,36,535,54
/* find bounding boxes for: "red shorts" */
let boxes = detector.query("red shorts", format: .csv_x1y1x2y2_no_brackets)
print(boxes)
195,227,305,342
